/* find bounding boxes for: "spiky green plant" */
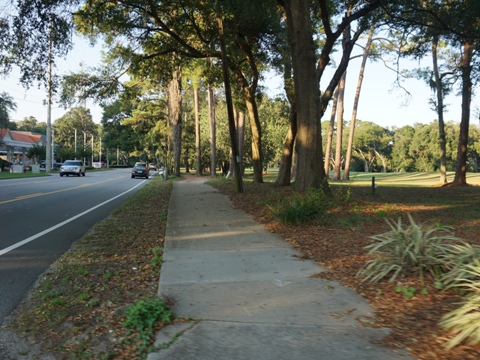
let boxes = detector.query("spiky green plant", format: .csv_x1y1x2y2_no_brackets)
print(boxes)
439,243,480,289
357,214,463,284
440,260,480,349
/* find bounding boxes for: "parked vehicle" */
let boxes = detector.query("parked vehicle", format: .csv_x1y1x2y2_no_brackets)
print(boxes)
131,164,149,179
1,159,12,170
59,160,86,177
40,161,63,170
149,163,157,170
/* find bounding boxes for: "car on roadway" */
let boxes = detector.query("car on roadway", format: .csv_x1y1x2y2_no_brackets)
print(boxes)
131,163,149,179
135,161,149,170
59,160,86,177
149,163,157,171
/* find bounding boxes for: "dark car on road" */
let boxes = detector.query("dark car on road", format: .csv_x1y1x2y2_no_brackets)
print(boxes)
131,164,149,179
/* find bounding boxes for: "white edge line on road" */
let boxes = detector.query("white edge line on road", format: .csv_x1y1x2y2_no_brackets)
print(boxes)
0,181,146,257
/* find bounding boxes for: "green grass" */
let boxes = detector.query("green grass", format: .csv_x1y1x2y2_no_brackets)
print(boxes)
232,168,480,187
337,171,480,187
0,170,53,179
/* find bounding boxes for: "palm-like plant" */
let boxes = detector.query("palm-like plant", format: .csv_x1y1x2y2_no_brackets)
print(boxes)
357,214,463,284
438,243,480,289
440,260,480,349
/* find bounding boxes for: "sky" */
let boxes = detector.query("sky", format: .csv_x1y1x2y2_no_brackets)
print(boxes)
2,35,475,130
3,37,104,125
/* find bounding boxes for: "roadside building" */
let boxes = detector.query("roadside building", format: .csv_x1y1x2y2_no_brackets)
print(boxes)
0,129,46,167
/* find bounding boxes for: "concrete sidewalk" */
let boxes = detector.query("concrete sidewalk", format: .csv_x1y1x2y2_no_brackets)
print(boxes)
148,178,413,360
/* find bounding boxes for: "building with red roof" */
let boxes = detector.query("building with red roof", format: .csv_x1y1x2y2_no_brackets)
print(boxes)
0,129,46,166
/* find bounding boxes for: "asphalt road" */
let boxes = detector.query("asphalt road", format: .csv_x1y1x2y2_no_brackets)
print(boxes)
0,168,154,324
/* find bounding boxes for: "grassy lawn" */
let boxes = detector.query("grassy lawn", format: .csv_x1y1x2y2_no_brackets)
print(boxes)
257,168,480,187
336,171,480,187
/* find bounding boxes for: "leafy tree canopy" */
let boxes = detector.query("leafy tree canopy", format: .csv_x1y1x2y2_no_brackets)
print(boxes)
1,0,75,89
0,91,17,128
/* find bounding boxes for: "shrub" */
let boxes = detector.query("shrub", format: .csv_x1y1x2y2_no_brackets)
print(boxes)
440,260,480,349
123,298,173,354
357,214,463,284
269,188,332,225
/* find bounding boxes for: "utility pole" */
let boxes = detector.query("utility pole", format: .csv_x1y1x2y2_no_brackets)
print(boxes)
51,125,55,162
74,129,77,159
45,16,53,173
91,135,94,167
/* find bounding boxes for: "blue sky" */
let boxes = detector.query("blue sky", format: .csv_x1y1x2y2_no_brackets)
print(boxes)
2,36,472,129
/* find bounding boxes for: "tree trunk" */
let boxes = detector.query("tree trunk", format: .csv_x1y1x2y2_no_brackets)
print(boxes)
228,110,237,178
208,85,216,177
217,10,244,192
276,46,296,186
194,86,201,176
228,25,264,184
168,66,182,177
243,88,264,183
332,25,352,181
230,61,263,183
344,28,374,181
280,1,377,192
332,70,346,181
276,105,297,186
374,149,387,173
227,109,245,179
454,40,473,185
283,0,328,193
237,110,245,175
324,87,338,177
432,37,447,184
183,113,190,173
356,149,369,172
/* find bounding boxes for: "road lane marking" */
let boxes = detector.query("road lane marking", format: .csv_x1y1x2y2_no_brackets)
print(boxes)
16,193,45,199
0,179,117,205
0,181,146,257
